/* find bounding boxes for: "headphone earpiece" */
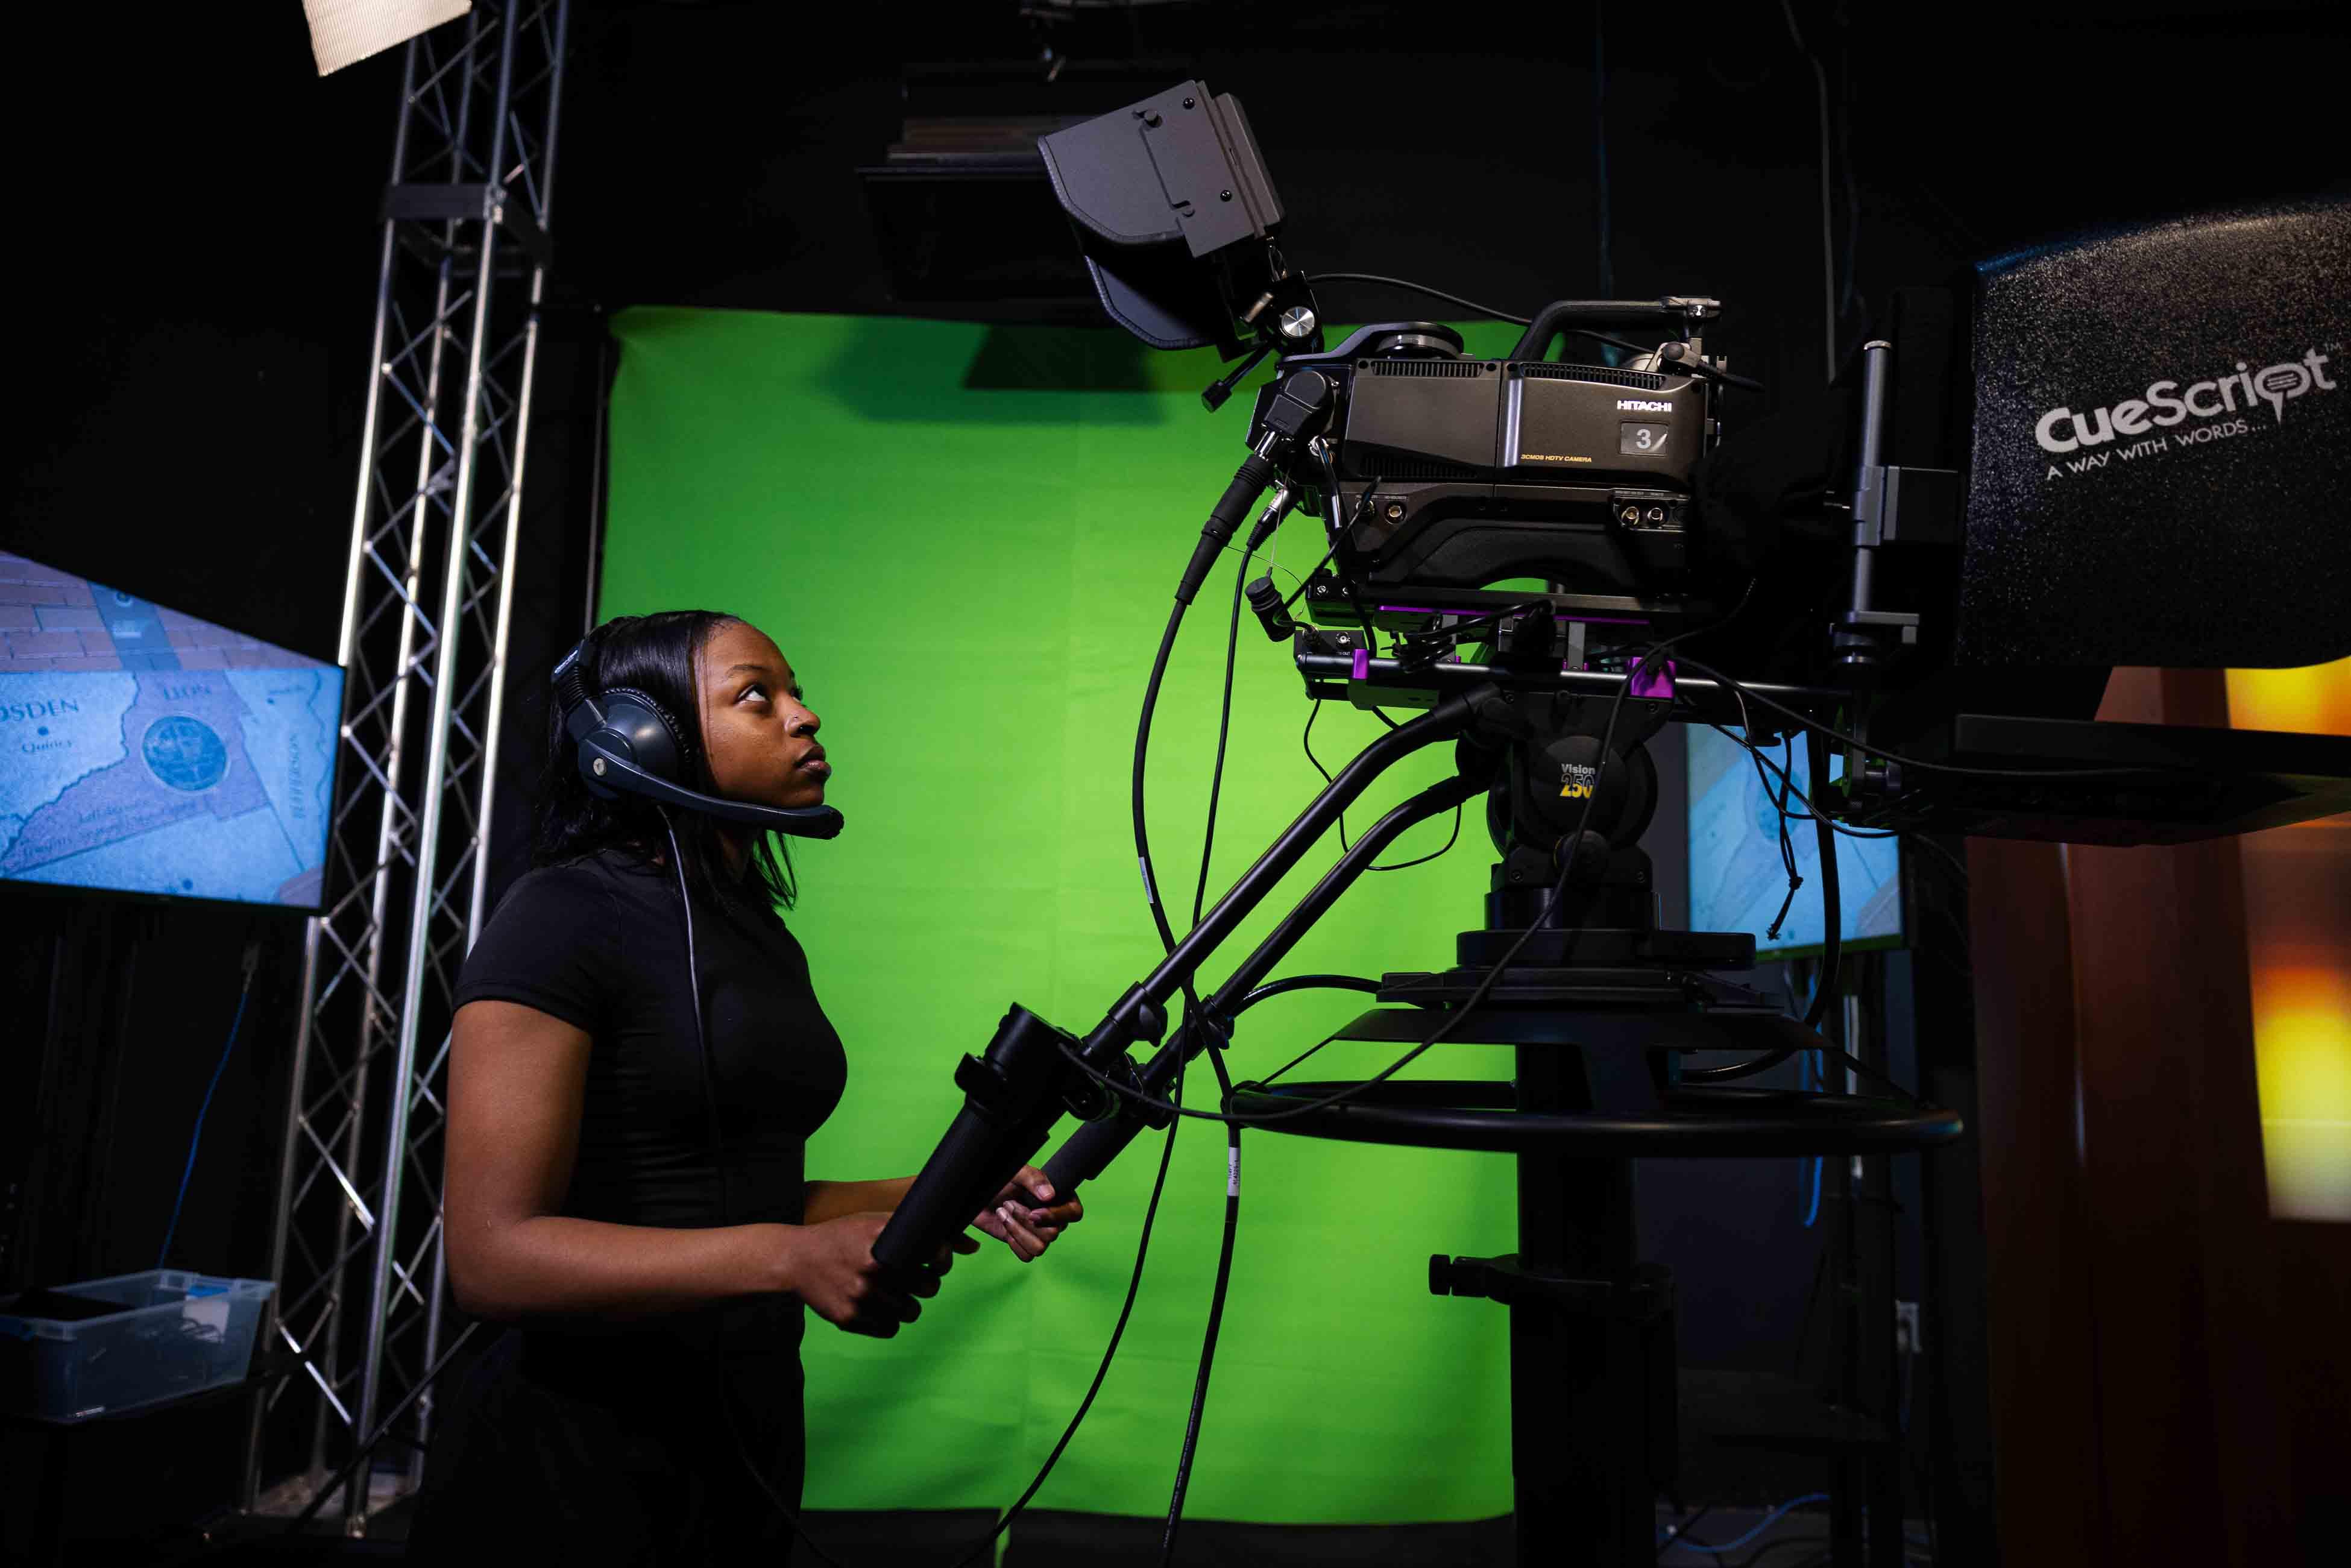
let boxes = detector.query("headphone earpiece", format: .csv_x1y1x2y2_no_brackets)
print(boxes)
581,687,694,798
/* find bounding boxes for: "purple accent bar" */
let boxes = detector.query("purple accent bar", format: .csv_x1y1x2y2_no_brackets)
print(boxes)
1376,603,1651,626
1629,658,1676,700
1350,647,1370,681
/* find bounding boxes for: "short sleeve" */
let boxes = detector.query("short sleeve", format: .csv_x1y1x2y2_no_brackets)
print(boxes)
453,866,622,1036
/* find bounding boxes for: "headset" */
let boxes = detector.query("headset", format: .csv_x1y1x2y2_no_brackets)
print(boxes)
552,634,845,840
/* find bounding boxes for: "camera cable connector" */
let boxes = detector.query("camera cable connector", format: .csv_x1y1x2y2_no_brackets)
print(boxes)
1246,574,1295,641
1175,370,1332,606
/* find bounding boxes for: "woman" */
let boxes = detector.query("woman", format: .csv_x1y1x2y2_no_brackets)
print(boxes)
408,610,1080,1560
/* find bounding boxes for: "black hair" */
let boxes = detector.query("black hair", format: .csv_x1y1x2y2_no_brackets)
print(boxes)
536,609,799,914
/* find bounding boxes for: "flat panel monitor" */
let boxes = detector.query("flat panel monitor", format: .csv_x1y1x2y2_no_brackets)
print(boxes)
1684,723,1903,960
1,553,342,910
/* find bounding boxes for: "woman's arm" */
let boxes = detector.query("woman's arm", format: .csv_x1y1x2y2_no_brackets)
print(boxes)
444,1000,800,1321
447,999,939,1335
803,1177,913,1226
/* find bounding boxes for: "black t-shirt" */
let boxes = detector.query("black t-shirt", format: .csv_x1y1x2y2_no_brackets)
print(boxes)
453,846,849,1238
414,848,845,1558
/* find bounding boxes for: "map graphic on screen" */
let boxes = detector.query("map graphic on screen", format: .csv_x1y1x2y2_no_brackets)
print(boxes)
1685,724,1901,958
1,553,342,908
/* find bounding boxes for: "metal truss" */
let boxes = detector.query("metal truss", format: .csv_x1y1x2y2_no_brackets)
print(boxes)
248,1,570,1532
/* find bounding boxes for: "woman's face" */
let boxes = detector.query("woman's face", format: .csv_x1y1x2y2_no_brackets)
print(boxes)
696,620,828,810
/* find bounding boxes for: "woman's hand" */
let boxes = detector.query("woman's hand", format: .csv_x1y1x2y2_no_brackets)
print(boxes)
972,1167,1084,1262
788,1212,976,1337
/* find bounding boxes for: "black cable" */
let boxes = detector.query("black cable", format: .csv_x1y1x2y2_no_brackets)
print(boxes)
1166,975,1397,1560
1301,701,1347,848
1240,974,1382,1012
666,816,732,1227
1129,520,1276,1565
928,507,1269,1568
1299,701,1464,873
1391,597,1550,660
294,808,746,1542
1229,537,1303,597
1259,1030,1344,1091
1368,803,1464,872
1135,600,1192,956
1311,444,1402,735
1710,685,1806,941
1080,992,1384,1142
1694,712,1959,1079
1297,472,1476,869
1159,535,1266,1560
1303,272,1532,327
1161,1042,1241,1564
1763,732,1805,941
945,1053,1190,1568
1188,547,1253,933
1278,479,1388,620
1805,746,1843,1031
1704,723,1903,841
663,814,857,1568
1277,531,1342,615
1146,486,1295,1085
1679,730,1841,1085
1711,667,1796,921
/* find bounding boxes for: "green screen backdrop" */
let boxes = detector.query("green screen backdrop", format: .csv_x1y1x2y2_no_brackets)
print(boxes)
600,307,1540,1524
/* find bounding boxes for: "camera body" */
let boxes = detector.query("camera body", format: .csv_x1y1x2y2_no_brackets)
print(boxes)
1250,323,1717,616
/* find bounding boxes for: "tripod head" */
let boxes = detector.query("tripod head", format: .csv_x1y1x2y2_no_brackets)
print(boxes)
1473,687,1665,902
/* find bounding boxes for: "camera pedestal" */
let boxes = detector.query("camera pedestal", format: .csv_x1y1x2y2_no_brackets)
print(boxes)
1487,1051,1671,1565
880,687,1960,1566
1229,884,1957,1568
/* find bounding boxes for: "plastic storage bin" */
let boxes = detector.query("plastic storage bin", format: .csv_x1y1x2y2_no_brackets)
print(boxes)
0,1270,274,1423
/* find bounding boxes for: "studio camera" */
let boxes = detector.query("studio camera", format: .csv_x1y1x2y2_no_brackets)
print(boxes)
1039,81,2351,812
872,78,2351,1568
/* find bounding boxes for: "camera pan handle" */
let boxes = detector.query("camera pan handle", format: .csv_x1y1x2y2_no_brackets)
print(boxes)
1511,298,1717,361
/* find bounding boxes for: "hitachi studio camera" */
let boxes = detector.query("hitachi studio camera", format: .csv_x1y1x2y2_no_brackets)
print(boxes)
1035,84,2349,832
877,78,2351,1568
